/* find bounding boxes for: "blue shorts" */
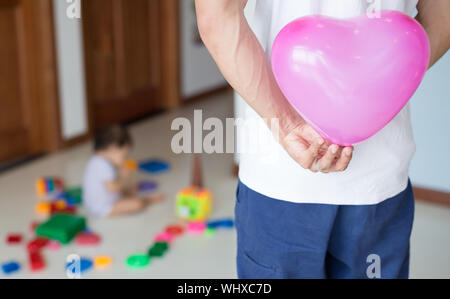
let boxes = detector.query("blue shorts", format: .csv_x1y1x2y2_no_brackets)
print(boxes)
235,180,415,279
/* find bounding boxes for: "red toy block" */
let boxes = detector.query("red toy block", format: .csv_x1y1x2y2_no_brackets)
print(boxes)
29,251,45,272
6,234,23,245
75,232,101,246
165,224,184,237
27,238,49,252
50,203,77,215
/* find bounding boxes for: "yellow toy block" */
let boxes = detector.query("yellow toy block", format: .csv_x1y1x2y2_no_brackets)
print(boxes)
123,160,138,171
35,201,51,216
176,186,212,221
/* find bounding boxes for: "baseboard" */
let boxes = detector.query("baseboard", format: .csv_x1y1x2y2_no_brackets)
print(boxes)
413,187,450,206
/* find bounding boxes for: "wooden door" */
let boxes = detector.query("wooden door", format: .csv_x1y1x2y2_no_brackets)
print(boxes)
82,0,168,128
0,0,59,164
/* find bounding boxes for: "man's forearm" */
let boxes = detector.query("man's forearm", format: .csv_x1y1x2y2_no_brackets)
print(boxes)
416,0,450,68
195,0,303,136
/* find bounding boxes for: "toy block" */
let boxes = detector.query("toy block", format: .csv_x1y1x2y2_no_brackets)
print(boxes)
187,221,207,235
207,219,235,229
36,177,64,198
154,232,173,244
1,261,20,275
165,224,184,237
36,214,86,244
139,159,170,174
29,251,45,272
66,258,93,275
75,232,101,246
27,238,50,252
205,227,215,237
124,160,138,171
148,242,169,258
176,186,212,221
50,203,77,215
48,240,61,251
138,181,158,193
126,254,150,269
94,256,112,270
35,201,51,216
6,234,23,244
64,187,83,205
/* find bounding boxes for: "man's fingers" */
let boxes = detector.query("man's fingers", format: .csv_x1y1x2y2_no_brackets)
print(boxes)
333,147,353,172
301,138,324,170
316,145,339,173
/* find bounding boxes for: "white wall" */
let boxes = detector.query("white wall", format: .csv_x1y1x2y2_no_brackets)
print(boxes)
410,52,450,192
179,0,226,99
53,0,88,140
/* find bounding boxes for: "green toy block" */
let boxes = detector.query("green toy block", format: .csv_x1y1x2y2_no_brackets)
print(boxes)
148,242,169,257
36,214,86,244
65,187,83,205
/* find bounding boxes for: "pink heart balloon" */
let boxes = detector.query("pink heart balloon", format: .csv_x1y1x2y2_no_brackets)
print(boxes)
271,10,430,146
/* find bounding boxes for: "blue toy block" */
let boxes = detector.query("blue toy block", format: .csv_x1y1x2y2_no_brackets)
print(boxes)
207,219,234,229
66,258,93,275
138,180,158,193
1,261,21,275
139,159,170,174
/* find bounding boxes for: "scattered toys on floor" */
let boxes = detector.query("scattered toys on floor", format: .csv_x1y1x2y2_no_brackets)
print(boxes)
29,251,46,272
187,221,207,235
36,177,64,198
207,219,234,230
139,159,170,174
6,234,23,245
176,187,212,221
123,160,138,171
1,261,21,275
27,237,50,252
36,214,86,244
126,254,150,270
76,232,101,246
94,256,112,270
138,180,158,193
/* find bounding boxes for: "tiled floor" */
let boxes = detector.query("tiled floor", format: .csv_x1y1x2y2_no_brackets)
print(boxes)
0,90,449,278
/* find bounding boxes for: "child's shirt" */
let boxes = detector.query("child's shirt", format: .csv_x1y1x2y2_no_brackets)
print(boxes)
82,155,120,217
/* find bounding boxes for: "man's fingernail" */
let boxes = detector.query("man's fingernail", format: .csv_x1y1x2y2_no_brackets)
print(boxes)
345,148,352,156
317,139,324,145
331,146,338,154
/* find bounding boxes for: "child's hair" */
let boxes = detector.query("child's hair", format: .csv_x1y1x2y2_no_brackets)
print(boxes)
94,124,132,151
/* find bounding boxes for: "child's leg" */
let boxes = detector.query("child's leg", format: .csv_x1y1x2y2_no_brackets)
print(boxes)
109,197,148,217
144,193,165,204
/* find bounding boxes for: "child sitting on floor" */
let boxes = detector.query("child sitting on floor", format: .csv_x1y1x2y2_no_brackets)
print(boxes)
83,125,163,217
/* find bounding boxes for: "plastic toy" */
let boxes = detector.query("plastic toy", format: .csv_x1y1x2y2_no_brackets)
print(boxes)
35,201,51,216
138,181,158,193
126,254,150,269
50,203,77,215
76,232,101,246
1,261,20,275
27,237,49,252
94,256,112,270
30,221,41,233
186,221,207,235
63,187,83,205
66,257,93,274
154,232,173,244
36,177,64,198
124,160,138,171
148,242,169,257
29,251,45,272
176,187,212,221
47,240,61,251
139,159,170,174
271,11,430,145
205,227,215,237
6,234,23,244
36,214,86,244
207,219,234,229
165,224,184,237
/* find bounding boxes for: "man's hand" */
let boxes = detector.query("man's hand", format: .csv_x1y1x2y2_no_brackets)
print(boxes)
281,121,353,173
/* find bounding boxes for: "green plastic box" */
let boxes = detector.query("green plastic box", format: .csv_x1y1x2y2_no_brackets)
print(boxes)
36,214,86,244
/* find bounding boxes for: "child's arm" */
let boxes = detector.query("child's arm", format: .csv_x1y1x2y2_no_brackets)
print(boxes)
105,168,133,194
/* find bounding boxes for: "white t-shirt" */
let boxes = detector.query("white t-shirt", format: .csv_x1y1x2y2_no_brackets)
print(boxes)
237,0,419,205
83,155,120,217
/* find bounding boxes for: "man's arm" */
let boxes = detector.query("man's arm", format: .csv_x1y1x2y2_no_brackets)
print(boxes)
416,0,450,68
195,0,353,173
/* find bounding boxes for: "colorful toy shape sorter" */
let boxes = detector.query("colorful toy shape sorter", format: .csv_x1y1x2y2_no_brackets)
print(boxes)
175,186,212,222
36,214,86,245
36,177,64,198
